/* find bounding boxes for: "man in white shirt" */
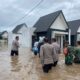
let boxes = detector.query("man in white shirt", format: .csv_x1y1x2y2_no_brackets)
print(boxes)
11,36,19,56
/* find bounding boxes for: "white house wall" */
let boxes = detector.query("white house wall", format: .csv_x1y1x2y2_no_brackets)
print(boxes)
77,34,80,41
51,13,68,38
16,26,35,48
77,26,80,33
50,13,68,30
18,26,27,47
2,32,8,39
8,26,35,48
17,26,31,48
77,26,80,41
8,32,13,46
18,25,27,33
50,13,69,51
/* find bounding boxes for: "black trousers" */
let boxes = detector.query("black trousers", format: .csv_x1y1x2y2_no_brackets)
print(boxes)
34,51,37,56
74,58,80,63
11,50,19,56
43,64,53,73
52,61,58,67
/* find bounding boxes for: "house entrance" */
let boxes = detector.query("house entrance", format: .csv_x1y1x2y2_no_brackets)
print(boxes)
55,34,64,51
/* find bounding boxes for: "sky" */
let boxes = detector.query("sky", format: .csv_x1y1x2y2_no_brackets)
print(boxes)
0,0,80,31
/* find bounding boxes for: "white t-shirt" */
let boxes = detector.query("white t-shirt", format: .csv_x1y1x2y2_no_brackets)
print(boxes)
34,42,39,47
11,40,19,51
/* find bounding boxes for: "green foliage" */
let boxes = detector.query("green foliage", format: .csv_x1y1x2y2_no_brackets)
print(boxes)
74,47,80,56
68,46,75,55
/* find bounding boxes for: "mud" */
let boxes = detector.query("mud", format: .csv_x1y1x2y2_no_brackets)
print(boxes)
0,43,80,80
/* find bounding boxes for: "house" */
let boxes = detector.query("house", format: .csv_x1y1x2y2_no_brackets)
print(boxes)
68,19,80,46
0,31,8,40
0,32,2,39
8,23,35,48
33,10,70,50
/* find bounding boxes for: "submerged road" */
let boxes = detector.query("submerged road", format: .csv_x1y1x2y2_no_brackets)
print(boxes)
0,44,80,80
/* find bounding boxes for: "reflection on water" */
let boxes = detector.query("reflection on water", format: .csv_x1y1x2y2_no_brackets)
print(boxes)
10,56,21,72
0,42,80,80
0,41,8,51
34,55,80,80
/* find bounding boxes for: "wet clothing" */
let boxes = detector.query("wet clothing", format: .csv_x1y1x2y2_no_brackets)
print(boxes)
11,40,19,51
52,61,58,67
33,47,38,55
11,50,18,56
51,42,60,66
74,47,80,64
40,43,54,73
34,42,39,47
40,43,54,65
11,40,19,56
38,42,44,53
38,42,44,57
65,54,73,65
43,64,53,73
64,46,74,65
33,41,38,56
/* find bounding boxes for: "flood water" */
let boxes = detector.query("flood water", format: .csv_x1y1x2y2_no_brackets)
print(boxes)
0,43,80,80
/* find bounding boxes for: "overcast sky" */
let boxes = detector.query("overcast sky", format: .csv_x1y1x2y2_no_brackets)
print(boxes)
0,0,80,31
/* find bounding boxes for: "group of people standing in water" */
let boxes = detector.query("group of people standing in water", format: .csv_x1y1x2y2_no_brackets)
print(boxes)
11,36,80,73
33,37,80,73
33,38,60,73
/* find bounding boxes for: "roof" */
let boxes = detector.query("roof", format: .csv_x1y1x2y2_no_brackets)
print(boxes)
0,31,8,36
33,10,65,33
68,20,80,35
12,23,27,33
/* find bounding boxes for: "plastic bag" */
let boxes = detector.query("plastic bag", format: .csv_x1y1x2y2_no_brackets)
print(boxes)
32,47,38,52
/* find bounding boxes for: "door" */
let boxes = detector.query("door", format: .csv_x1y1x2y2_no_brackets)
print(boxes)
55,35,64,51
32,35,36,48
55,35,61,47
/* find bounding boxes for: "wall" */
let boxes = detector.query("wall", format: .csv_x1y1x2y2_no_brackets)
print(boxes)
8,27,35,48
77,26,80,33
77,34,80,41
50,13,68,51
2,32,8,39
77,26,80,41
50,13,68,30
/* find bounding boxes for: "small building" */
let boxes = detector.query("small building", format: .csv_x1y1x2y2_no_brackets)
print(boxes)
33,10,70,50
0,31,8,40
8,23,35,48
68,19,80,46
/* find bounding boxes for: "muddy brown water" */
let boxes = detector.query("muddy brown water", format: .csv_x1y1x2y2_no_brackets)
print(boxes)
0,43,80,80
